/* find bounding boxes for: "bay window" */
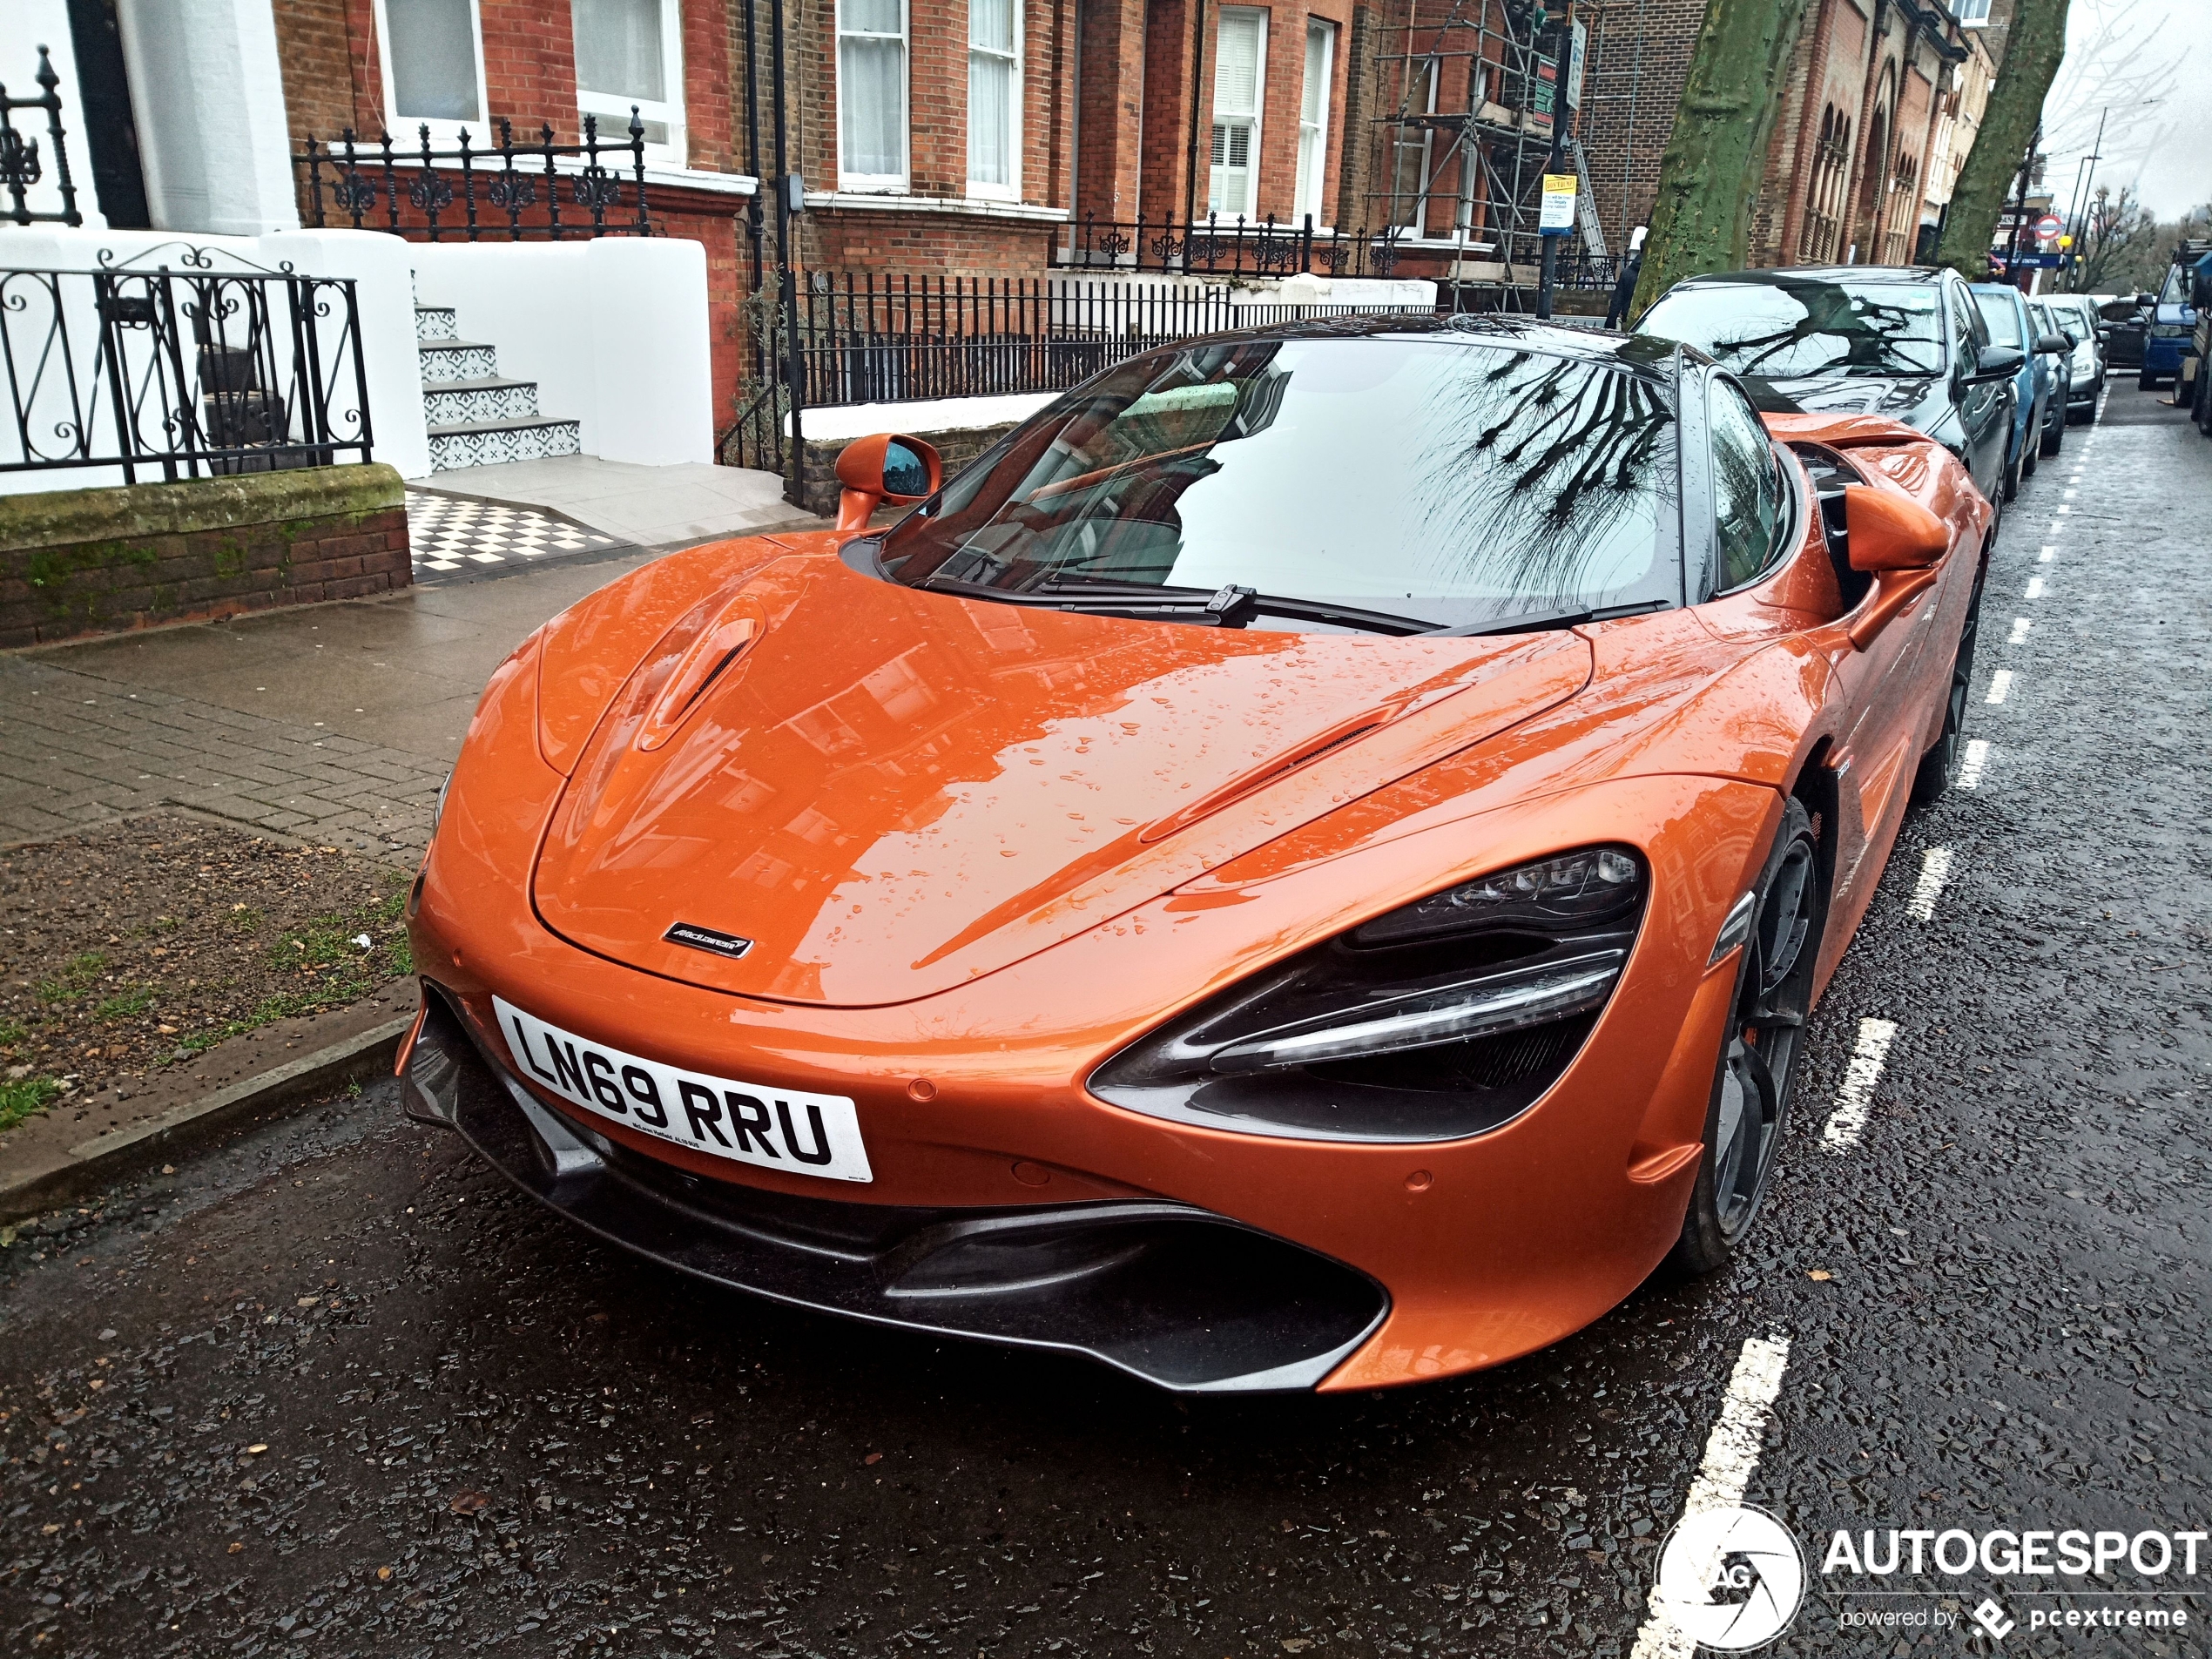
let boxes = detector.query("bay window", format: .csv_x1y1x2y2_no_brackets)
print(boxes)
1209,8,1267,218
839,0,910,190
571,0,687,161
1294,20,1335,225
968,0,1022,198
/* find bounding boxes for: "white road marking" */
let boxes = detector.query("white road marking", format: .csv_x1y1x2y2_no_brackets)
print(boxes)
2055,504,2071,516
2025,576,2045,599
2062,489,2077,501
1821,1018,1898,1151
2039,545,2056,562
1959,738,1992,788
1986,669,2013,705
1629,1335,1795,1659
1906,846,1954,921
2008,617,2033,644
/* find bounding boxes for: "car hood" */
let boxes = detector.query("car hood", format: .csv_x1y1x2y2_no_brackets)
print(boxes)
1763,372,1939,422
531,552,1593,1008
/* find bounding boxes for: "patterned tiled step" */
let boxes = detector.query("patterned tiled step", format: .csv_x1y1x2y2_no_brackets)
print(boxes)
427,415,583,471
415,305,457,342
421,375,544,427
417,339,498,383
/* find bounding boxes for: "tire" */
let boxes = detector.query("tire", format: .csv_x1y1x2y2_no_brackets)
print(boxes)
2000,442,2021,502
1911,561,1985,806
2140,367,2161,392
2039,398,2064,457
1668,797,1827,1276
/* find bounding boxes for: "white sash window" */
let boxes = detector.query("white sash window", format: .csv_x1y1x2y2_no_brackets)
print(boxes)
571,0,687,163
1294,20,1335,225
374,0,489,144
968,0,1022,198
839,0,910,190
1208,8,1266,218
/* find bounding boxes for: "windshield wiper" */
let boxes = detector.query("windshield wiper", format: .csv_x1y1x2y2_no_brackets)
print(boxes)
1428,598,1671,638
1033,581,1440,636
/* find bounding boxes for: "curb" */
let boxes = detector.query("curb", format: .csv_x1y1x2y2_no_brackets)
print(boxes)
0,1014,415,1225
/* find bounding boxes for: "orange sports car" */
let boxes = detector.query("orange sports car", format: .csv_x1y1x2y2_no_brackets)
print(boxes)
399,316,1989,1393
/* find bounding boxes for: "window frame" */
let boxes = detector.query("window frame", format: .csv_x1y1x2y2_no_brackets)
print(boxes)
1208,7,1269,219
837,0,912,192
1293,19,1337,227
965,0,1024,201
571,0,689,165
372,0,492,147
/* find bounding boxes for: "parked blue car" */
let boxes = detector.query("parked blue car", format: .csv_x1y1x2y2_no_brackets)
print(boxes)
1971,283,2065,501
2143,240,2211,391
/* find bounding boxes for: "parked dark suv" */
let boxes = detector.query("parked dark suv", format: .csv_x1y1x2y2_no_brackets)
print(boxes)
1634,266,2022,509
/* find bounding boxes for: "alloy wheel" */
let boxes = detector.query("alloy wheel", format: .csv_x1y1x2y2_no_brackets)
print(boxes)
1711,833,1819,1239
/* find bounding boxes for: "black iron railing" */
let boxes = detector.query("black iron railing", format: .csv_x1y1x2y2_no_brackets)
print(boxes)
719,273,1440,469
0,245,372,482
2,45,82,228
295,114,651,242
1051,213,1408,280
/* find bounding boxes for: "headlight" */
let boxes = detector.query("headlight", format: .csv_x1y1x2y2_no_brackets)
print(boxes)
430,767,454,838
2151,322,2192,339
1090,846,1646,1143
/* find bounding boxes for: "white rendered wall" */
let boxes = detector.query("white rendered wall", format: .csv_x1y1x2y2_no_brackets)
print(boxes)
113,0,300,237
408,237,714,468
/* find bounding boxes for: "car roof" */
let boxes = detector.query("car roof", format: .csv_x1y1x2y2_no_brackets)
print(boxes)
1160,311,1691,385
1667,266,1949,290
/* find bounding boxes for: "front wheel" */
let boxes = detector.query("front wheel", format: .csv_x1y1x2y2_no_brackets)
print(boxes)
2039,399,2065,457
1669,798,1827,1276
2000,443,2022,502
2140,367,2161,392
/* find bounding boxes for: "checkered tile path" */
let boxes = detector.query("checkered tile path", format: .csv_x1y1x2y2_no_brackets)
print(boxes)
405,489,622,573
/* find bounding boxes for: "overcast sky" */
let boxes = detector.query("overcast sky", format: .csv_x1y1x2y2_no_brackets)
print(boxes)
2039,0,2210,221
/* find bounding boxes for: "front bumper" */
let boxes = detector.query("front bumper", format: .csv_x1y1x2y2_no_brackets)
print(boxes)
403,988,1388,1393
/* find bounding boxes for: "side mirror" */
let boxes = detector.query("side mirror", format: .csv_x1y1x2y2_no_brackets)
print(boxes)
1844,484,1950,573
833,433,943,532
2137,292,2157,307
2034,332,2072,355
1968,344,2025,381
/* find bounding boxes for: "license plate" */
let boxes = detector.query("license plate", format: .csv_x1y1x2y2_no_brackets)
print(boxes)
492,997,873,1183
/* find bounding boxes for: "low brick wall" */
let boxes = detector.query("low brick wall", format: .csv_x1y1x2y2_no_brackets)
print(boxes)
0,465,410,648
796,422,1020,519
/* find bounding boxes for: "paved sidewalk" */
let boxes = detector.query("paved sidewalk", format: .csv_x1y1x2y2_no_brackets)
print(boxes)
0,545,668,860
413,455,812,551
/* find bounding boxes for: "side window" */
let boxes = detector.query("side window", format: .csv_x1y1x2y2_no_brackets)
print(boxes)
1950,285,1984,375
1710,382,1786,590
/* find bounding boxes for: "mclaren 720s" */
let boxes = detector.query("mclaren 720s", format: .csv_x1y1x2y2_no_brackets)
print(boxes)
399,315,1989,1394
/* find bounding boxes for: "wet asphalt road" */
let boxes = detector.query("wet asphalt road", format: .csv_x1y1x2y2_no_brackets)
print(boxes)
4,387,2209,1659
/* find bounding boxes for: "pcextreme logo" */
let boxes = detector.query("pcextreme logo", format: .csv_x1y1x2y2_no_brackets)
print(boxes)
1648,1505,1807,1650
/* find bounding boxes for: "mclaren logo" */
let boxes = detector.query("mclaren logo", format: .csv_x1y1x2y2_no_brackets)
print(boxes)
663,922,754,960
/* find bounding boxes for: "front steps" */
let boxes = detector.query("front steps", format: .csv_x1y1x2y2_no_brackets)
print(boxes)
415,303,581,471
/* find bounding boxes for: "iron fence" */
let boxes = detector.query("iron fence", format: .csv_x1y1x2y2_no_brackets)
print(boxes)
295,114,651,242
2,45,82,227
720,273,1440,471
0,244,372,482
1050,213,1411,280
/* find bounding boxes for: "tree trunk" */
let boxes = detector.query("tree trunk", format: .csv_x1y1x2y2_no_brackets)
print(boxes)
1628,0,1814,319
1935,0,2072,280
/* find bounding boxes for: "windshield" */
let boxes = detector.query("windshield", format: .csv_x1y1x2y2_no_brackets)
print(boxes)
2161,262,2191,307
2040,301,2082,342
1639,277,1946,378
877,337,1681,631
1973,291,2022,347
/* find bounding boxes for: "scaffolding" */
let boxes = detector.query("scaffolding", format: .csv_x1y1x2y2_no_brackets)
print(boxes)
1367,0,1665,304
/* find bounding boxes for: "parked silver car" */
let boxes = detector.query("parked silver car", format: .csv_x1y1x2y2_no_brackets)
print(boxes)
2040,293,2107,421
